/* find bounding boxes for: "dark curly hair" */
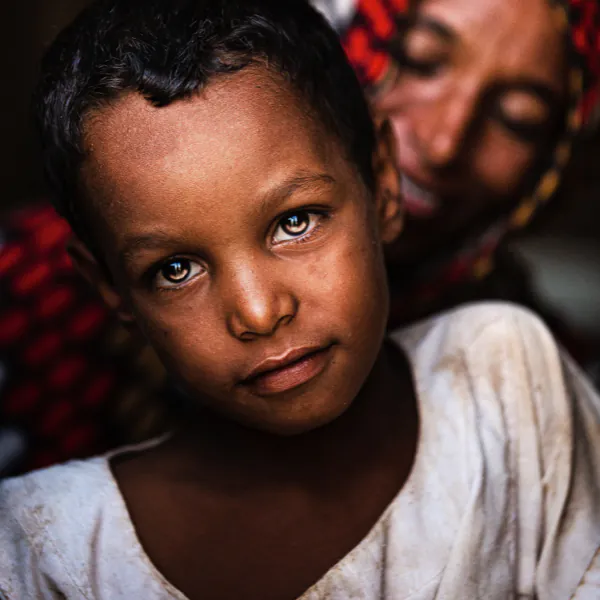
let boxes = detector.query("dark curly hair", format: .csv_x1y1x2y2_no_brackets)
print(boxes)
34,0,376,249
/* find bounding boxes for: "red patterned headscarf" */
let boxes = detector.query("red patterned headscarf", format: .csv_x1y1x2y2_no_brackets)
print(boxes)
331,0,600,322
342,0,599,126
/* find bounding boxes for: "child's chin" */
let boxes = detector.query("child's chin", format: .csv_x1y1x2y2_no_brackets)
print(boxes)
239,399,354,437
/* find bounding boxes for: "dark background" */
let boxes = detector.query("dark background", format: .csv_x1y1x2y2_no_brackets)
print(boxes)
0,0,91,210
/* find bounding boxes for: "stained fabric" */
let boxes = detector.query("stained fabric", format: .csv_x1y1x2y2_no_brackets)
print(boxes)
1,304,599,598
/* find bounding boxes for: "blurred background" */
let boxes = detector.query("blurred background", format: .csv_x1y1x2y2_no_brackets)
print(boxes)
1,0,600,477
1,1,90,210
0,0,169,478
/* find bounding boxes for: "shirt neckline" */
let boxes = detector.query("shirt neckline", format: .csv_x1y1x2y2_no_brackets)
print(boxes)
98,331,426,599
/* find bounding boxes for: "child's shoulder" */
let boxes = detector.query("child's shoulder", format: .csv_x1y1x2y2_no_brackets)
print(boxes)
394,301,555,359
0,444,169,599
394,301,559,379
0,436,168,541
391,303,600,599
0,454,110,537
392,301,567,420
0,455,113,550
0,455,116,596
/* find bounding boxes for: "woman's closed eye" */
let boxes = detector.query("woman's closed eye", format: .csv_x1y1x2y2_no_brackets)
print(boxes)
391,24,449,79
153,258,204,290
494,91,555,143
272,210,327,245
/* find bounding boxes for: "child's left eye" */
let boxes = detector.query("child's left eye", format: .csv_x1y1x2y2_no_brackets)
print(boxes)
153,258,204,290
272,211,322,244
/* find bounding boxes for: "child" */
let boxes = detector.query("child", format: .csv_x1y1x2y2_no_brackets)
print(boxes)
1,0,599,598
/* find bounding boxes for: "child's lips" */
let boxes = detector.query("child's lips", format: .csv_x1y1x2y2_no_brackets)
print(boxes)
241,345,334,396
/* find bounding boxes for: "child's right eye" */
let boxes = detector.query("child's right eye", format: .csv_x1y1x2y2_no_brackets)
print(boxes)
153,258,205,290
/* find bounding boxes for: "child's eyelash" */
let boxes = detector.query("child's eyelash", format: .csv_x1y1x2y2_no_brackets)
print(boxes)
144,257,198,293
272,208,331,245
143,208,332,292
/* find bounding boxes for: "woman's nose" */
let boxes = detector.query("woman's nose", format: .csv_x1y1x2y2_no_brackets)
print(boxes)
413,87,480,169
223,263,298,341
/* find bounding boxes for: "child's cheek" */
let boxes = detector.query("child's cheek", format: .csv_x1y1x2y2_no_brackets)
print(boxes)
302,217,388,333
129,300,234,390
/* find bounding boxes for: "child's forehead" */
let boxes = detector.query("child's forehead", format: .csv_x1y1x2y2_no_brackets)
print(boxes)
80,68,348,229
84,68,322,169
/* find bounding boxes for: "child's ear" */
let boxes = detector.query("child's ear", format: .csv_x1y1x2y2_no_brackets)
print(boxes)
67,236,135,325
372,117,403,245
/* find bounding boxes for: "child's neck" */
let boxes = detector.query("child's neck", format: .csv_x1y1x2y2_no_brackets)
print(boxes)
111,340,418,600
161,339,418,491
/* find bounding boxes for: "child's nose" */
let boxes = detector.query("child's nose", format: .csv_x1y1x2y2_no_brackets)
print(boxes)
224,264,298,341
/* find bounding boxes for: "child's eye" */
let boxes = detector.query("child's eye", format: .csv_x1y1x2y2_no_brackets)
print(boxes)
154,258,204,290
272,210,322,244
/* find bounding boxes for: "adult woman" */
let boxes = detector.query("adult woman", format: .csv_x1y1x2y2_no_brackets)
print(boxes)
320,0,600,328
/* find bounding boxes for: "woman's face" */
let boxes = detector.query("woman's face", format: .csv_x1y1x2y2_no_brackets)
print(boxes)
374,0,567,260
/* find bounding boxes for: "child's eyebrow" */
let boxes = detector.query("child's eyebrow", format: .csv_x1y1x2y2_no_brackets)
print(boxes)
258,172,336,213
118,173,336,264
119,230,182,264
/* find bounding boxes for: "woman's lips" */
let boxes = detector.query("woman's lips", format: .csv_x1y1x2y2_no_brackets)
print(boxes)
401,173,442,219
241,345,333,397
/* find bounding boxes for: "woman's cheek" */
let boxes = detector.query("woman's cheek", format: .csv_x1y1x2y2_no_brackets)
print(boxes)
477,128,539,196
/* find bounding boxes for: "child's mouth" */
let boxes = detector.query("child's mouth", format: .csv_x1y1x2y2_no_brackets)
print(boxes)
241,344,333,396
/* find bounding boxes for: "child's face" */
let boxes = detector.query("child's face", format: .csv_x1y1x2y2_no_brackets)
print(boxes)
78,69,400,435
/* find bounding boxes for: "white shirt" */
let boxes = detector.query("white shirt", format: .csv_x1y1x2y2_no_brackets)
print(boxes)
1,303,599,599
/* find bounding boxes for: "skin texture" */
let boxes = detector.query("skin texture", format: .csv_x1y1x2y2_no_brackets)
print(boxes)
374,0,567,261
78,69,400,436
70,68,416,599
